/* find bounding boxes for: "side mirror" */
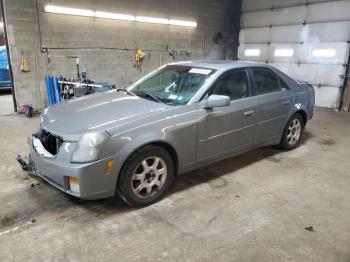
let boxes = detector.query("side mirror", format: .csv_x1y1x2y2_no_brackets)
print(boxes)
204,95,230,108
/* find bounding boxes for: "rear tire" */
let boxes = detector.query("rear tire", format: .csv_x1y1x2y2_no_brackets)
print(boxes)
279,113,304,150
117,146,174,207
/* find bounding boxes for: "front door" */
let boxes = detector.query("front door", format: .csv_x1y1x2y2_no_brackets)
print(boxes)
197,69,258,163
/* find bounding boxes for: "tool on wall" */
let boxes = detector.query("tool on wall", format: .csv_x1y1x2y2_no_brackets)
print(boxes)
20,51,31,72
135,48,145,70
41,46,53,72
169,49,176,60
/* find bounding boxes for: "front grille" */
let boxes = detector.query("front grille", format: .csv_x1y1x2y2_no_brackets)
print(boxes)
34,129,63,155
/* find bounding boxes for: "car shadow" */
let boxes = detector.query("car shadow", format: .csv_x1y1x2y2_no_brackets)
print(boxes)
170,146,281,195
170,129,313,196
75,146,286,213
24,130,314,219
48,146,282,219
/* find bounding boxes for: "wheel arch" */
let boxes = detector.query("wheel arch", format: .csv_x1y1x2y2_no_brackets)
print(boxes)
294,109,307,125
117,140,179,182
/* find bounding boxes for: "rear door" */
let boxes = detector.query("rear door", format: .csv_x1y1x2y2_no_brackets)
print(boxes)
249,67,293,145
196,69,259,163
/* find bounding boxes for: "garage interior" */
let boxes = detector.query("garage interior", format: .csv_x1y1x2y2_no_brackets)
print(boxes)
0,0,349,261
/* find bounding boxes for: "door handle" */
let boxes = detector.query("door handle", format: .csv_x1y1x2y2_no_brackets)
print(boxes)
244,110,255,117
282,100,291,105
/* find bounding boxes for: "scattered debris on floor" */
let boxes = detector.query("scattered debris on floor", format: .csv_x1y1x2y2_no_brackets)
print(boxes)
268,156,282,163
305,226,315,232
30,182,41,188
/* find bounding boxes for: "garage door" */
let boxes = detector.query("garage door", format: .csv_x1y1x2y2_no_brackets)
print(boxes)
238,0,350,108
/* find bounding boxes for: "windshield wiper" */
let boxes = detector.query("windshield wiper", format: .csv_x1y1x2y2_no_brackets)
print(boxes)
133,92,163,103
116,88,135,96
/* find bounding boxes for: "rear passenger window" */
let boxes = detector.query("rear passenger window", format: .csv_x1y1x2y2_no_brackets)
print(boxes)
252,69,281,94
210,71,248,101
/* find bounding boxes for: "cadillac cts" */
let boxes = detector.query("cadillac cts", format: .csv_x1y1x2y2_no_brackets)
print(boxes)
18,61,315,206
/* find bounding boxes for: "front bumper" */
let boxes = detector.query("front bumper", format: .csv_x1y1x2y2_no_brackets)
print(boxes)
27,136,118,200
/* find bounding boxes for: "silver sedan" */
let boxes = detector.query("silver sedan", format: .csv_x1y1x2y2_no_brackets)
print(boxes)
19,61,315,206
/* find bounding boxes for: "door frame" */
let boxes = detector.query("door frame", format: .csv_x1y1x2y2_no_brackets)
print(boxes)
1,0,17,112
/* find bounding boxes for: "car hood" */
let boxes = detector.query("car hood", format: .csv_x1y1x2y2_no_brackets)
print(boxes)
41,91,171,141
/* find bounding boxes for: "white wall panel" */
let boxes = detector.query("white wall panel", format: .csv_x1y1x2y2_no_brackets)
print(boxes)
238,44,269,62
270,62,344,87
239,42,348,65
241,22,350,44
240,0,350,108
241,10,272,28
297,42,348,65
270,6,307,26
239,28,270,44
241,6,306,28
270,25,302,43
313,86,340,108
242,0,331,12
268,44,299,64
308,1,350,23
300,22,350,43
241,1,350,28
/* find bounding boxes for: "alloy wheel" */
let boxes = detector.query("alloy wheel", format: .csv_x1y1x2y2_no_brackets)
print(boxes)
131,157,167,198
287,119,302,145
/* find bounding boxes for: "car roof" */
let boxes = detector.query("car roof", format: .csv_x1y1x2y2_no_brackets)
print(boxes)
169,60,271,70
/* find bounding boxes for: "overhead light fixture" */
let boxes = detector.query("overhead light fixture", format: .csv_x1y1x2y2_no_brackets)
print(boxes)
95,11,135,21
169,19,197,27
44,5,197,27
0,22,3,27
274,48,294,57
45,5,94,17
245,49,261,57
312,49,336,58
135,16,169,25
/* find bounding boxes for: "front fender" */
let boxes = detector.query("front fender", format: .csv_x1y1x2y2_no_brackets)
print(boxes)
102,131,174,163
100,107,200,176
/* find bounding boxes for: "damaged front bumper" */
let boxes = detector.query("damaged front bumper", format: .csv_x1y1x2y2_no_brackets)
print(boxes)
17,136,118,200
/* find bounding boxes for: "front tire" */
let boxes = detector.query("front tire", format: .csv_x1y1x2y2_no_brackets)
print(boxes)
279,113,304,150
117,146,174,207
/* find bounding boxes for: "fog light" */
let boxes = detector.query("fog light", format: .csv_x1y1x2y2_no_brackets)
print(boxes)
104,160,113,175
68,176,80,193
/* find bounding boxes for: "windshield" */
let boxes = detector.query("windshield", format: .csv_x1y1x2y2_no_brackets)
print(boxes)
127,65,215,105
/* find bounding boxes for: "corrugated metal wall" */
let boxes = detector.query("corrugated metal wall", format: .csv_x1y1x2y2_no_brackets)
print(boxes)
238,0,350,108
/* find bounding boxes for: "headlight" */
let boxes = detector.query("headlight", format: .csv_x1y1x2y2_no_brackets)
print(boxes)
71,132,110,163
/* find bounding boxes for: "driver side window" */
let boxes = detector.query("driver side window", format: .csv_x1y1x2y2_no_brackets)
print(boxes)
210,70,248,101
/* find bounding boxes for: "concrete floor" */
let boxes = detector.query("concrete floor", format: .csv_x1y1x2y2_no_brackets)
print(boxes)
0,107,349,261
